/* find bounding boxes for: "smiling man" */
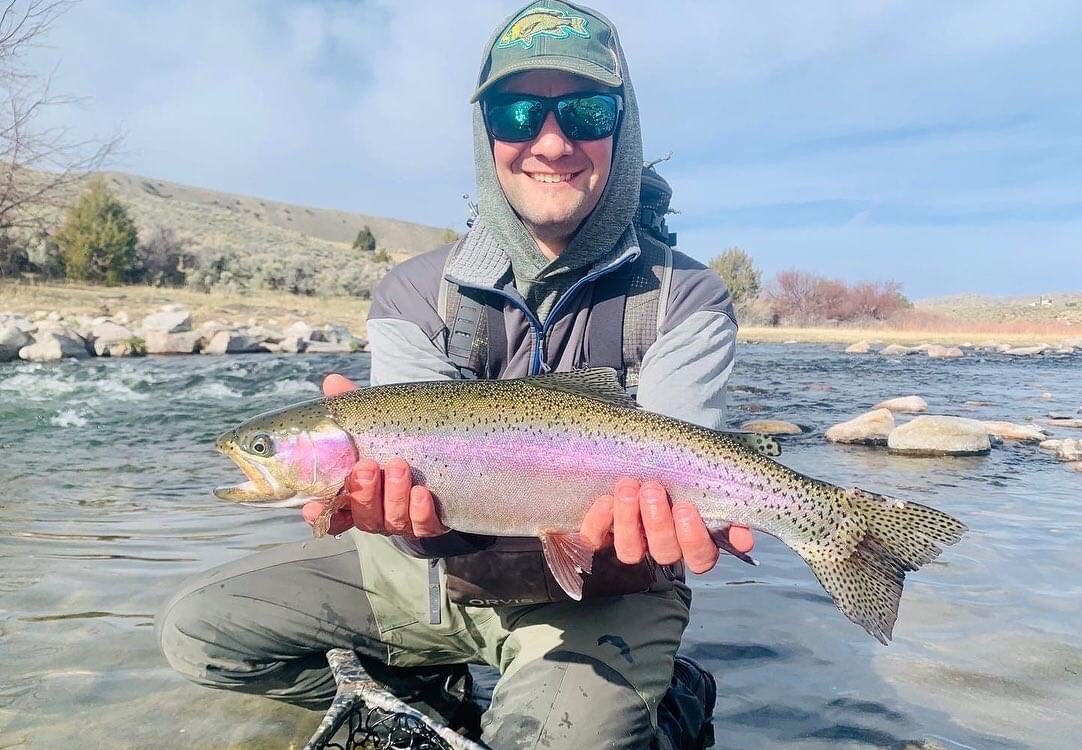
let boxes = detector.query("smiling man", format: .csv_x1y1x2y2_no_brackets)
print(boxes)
157,3,747,749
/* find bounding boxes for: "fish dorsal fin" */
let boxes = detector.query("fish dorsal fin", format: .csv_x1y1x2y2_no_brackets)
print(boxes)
523,367,639,409
718,431,782,457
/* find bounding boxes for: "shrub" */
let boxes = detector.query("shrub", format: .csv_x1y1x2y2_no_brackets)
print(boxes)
134,227,193,287
708,247,761,304
441,227,460,244
764,270,909,325
352,225,376,253
55,179,138,284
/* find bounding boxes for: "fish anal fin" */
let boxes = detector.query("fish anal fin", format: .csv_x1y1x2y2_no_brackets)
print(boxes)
524,368,638,409
540,531,595,601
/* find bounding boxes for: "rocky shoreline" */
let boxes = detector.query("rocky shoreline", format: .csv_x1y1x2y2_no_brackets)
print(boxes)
741,397,1082,474
841,339,1079,357
0,304,365,362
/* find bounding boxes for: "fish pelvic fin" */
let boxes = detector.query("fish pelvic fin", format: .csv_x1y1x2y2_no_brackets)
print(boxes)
540,531,595,601
802,488,967,644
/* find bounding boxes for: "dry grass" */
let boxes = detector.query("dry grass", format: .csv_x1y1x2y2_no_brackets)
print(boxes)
1,279,372,334
740,325,1080,347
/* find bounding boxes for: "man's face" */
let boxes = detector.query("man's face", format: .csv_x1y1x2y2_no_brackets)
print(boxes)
489,70,615,251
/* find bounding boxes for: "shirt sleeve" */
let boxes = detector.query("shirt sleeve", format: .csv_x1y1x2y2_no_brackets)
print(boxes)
635,255,737,430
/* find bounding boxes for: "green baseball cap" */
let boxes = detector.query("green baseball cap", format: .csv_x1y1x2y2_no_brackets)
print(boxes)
471,1,623,103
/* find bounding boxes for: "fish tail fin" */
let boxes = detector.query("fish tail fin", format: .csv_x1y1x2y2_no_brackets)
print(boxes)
801,488,967,644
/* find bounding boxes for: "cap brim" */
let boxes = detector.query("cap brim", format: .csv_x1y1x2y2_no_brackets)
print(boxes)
470,56,622,103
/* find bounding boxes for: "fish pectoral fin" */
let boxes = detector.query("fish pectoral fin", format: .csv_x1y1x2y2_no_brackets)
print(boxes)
539,531,595,601
709,528,759,566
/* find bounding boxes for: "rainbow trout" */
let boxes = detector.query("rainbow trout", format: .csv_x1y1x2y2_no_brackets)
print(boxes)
214,368,966,643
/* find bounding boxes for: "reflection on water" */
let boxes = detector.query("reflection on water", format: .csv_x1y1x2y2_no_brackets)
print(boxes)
1,346,1079,749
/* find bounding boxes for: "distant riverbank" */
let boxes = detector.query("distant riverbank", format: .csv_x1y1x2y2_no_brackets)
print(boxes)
3,280,1080,353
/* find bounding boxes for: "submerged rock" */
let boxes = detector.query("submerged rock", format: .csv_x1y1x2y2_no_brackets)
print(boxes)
739,419,803,435
880,344,915,356
873,395,929,413
304,340,354,354
981,421,1048,443
1002,345,1047,356
1043,417,1082,429
887,415,992,456
825,408,895,445
1053,439,1082,461
926,344,964,359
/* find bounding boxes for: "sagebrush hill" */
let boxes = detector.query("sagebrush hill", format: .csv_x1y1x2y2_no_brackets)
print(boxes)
86,170,453,256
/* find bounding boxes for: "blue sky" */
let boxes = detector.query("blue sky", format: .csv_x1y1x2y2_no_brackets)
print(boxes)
25,1,1082,298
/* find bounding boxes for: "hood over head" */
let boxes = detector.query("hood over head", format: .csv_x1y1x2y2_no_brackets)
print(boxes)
461,1,643,321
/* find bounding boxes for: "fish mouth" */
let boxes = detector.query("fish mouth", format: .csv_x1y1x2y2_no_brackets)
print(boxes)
214,441,302,507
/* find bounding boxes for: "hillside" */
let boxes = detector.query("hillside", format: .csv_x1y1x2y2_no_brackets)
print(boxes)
79,170,452,256
914,292,1082,327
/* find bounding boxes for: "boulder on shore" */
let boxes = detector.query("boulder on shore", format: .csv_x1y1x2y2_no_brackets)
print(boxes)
825,408,895,445
887,415,992,456
1,324,31,361
142,310,192,334
873,395,928,413
145,330,201,354
18,331,90,362
739,419,803,435
203,330,267,355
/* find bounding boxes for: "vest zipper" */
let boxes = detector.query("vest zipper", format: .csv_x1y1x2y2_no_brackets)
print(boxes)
445,250,638,376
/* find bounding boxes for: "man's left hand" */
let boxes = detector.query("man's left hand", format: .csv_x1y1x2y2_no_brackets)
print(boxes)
580,478,754,574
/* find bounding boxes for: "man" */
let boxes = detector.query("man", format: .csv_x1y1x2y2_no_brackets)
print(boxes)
157,2,751,748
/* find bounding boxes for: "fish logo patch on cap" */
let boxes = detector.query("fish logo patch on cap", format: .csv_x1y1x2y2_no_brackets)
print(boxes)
496,7,590,50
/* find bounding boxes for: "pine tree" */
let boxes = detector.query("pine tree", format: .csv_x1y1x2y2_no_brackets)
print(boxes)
352,225,376,253
56,178,138,284
709,247,762,304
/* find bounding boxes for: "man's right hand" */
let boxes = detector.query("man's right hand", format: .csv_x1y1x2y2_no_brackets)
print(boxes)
300,374,449,538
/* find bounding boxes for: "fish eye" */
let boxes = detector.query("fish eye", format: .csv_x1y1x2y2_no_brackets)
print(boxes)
249,433,274,457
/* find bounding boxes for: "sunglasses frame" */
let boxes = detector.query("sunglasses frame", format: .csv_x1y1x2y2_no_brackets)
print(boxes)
482,91,624,143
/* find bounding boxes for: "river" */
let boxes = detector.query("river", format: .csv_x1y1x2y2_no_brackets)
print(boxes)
1,345,1079,749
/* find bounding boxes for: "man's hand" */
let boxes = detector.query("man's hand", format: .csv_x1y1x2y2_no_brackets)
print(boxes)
580,478,754,574
300,374,449,538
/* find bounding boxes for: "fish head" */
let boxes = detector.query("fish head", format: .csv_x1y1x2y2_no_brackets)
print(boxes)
213,400,358,508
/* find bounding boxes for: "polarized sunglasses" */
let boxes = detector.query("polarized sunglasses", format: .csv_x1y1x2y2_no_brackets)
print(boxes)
482,92,623,143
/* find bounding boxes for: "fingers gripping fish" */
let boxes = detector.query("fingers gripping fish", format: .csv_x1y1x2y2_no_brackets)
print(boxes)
214,368,967,644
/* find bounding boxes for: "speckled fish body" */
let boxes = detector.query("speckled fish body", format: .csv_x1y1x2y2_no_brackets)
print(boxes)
214,369,966,643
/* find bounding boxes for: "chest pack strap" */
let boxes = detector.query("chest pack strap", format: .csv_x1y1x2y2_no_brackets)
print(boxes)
437,236,673,384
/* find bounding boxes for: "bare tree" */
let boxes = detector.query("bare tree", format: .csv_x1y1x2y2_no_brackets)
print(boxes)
0,0,118,233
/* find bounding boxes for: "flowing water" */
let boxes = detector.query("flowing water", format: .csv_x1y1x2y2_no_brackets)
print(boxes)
1,346,1079,749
